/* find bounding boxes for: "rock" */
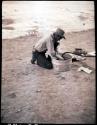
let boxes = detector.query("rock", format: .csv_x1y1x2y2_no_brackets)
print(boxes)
36,90,41,92
16,109,22,113
8,93,16,98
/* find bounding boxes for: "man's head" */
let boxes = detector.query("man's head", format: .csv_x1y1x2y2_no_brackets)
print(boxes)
54,28,66,41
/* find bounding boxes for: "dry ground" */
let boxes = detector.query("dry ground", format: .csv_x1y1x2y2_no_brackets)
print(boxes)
1,29,96,123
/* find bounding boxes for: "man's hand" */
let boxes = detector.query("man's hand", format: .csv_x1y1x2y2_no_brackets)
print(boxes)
52,54,64,60
51,56,58,60
55,54,64,60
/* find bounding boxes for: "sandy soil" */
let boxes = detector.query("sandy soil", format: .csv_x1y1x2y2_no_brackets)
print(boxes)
1,29,96,123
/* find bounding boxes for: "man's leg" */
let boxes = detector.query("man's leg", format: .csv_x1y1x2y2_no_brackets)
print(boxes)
31,51,39,64
37,54,53,69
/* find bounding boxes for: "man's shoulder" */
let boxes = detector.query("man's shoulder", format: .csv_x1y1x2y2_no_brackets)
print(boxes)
39,33,53,42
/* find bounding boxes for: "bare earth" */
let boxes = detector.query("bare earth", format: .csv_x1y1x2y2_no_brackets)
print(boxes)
1,29,96,123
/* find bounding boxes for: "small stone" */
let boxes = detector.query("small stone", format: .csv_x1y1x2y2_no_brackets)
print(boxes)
36,90,41,92
8,93,16,98
61,76,65,79
16,109,22,113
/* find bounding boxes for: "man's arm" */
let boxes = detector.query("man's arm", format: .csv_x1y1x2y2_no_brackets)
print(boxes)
46,38,64,60
46,38,56,58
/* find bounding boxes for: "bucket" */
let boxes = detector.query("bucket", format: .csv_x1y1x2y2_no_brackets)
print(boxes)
52,53,72,72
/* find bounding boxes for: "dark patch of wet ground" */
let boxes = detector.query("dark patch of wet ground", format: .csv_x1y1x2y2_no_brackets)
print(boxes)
2,19,14,25
1,29,96,123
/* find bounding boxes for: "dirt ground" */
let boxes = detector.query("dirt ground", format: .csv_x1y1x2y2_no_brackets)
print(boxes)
1,29,96,123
